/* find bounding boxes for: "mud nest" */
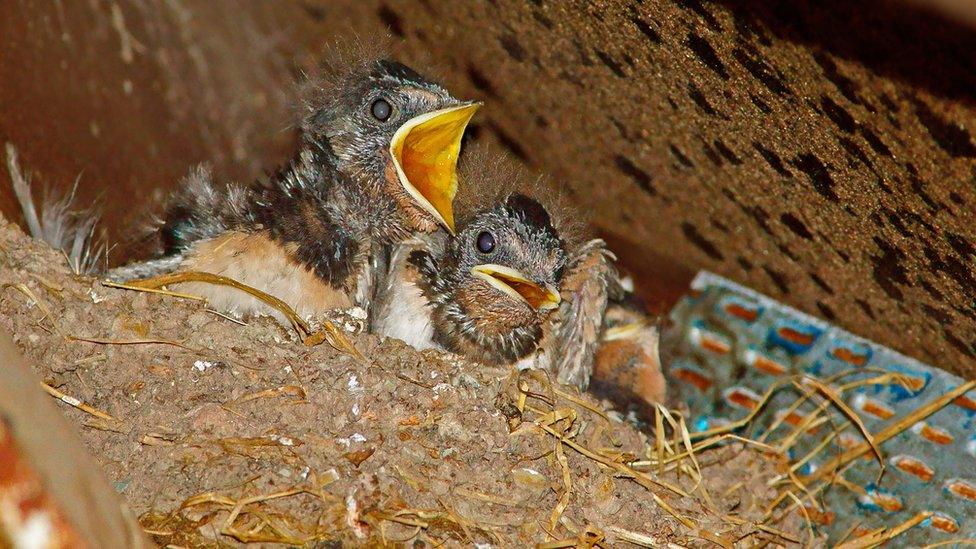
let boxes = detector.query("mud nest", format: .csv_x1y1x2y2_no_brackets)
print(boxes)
0,216,810,547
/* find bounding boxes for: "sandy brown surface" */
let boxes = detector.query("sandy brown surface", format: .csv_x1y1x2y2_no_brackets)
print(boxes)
0,217,808,546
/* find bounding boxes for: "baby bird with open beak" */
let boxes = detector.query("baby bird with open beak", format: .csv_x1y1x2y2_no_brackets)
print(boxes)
372,153,615,378
110,51,479,321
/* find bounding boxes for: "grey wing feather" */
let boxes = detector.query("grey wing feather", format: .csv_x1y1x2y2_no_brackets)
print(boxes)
104,254,185,282
549,238,617,390
7,142,106,275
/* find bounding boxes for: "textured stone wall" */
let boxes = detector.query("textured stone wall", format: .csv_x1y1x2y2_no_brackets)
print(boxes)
1,0,974,377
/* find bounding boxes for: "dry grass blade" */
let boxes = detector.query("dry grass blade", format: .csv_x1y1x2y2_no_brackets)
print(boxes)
535,423,689,500
674,412,704,491
536,538,578,549
838,373,917,393
177,486,321,545
101,280,206,301
517,378,705,532
759,379,819,444
553,388,609,421
787,429,839,476
5,282,65,336
40,381,115,421
690,379,793,440
785,491,814,547
435,496,474,542
6,282,199,352
773,399,831,453
701,530,734,548
548,439,572,533
230,385,307,406
803,380,976,484
124,271,311,336
374,511,429,529
736,521,801,546
798,376,882,469
303,320,364,360
603,525,660,547
66,334,197,351
122,270,363,357
834,512,930,549
222,487,306,530
454,487,522,507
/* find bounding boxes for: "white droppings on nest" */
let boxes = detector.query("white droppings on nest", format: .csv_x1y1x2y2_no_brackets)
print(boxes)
283,365,292,374
432,383,452,394
350,433,366,443
88,289,106,303
347,374,362,392
347,306,367,320
351,402,361,416
345,493,368,539
518,467,543,478
344,321,358,333
192,360,215,372
430,370,438,379
266,434,295,446
336,437,351,448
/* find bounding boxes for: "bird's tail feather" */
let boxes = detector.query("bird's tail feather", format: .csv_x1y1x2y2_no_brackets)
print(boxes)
5,142,108,275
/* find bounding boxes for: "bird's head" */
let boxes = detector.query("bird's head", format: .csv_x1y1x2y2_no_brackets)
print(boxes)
443,193,567,335
303,58,479,234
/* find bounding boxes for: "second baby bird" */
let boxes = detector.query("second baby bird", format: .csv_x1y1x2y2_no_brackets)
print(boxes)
373,152,617,388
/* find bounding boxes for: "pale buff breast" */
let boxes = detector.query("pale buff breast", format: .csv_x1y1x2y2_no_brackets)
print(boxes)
176,231,354,324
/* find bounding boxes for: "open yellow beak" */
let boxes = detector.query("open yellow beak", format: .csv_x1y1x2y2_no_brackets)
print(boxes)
390,103,480,233
471,264,561,311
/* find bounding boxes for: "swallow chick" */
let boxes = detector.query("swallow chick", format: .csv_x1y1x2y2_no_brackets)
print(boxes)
590,297,667,417
372,153,615,377
110,50,479,322
373,192,566,365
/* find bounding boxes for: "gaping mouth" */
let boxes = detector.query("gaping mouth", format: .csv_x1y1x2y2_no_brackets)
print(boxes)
471,264,561,311
390,103,480,233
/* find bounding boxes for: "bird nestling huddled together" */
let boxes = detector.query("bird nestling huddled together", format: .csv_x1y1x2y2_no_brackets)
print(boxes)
98,44,667,413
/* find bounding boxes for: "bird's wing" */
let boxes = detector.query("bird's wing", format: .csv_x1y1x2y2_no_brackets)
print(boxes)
548,238,617,390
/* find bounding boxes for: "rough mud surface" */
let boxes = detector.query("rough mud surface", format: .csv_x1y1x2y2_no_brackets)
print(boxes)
0,218,805,547
3,0,976,378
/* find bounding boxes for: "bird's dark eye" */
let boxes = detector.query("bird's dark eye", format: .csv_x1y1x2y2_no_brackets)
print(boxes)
370,98,392,121
476,231,496,253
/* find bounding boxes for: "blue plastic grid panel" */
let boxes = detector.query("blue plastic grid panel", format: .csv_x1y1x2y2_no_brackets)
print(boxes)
666,271,976,546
